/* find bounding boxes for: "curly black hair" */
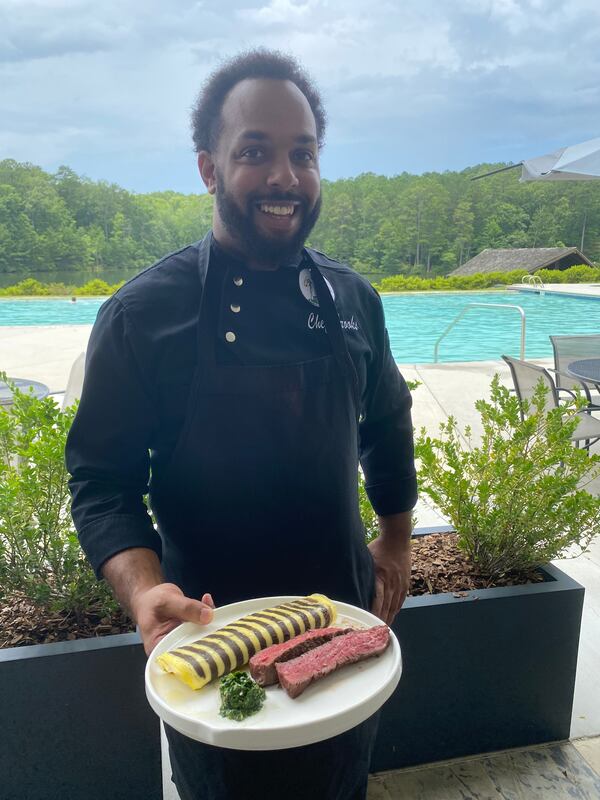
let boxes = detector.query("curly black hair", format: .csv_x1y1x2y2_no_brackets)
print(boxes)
191,49,327,153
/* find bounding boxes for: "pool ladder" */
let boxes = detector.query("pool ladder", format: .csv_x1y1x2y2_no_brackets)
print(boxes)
521,274,545,294
433,303,526,363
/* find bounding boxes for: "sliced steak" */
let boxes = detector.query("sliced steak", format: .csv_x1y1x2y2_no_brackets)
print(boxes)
276,625,390,699
249,627,349,686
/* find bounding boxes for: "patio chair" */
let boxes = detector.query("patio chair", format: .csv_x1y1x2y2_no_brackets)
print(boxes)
61,351,86,411
502,354,600,450
550,334,600,403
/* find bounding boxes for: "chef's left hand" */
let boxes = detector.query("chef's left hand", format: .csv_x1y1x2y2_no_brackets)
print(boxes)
368,512,412,625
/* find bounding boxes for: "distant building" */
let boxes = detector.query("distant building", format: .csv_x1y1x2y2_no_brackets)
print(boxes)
451,247,593,276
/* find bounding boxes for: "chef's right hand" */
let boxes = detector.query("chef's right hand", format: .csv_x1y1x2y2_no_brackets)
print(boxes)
132,583,215,656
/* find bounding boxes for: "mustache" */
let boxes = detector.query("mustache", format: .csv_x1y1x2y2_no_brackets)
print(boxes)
251,193,306,205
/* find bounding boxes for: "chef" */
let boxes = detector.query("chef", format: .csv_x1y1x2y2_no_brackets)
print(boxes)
66,49,417,800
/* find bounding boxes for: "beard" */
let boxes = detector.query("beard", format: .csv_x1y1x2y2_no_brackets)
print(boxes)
215,171,322,266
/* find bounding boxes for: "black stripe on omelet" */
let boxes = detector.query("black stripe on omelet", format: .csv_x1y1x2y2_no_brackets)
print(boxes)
269,608,303,637
290,599,329,626
249,612,289,642
220,626,255,659
168,650,209,680
176,646,218,678
278,603,314,630
230,622,268,651
253,609,298,638
243,614,284,644
201,634,243,671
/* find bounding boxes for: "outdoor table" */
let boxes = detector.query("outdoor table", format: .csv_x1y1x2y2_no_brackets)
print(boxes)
0,378,50,408
567,358,600,394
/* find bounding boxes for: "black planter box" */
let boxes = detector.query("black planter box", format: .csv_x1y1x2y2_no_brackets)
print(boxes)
371,526,585,772
0,631,161,800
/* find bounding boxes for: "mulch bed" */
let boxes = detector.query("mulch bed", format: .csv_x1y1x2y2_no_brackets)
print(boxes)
1,533,543,649
409,532,544,596
0,595,135,649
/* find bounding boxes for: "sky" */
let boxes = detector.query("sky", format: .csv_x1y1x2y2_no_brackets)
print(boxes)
1,0,600,194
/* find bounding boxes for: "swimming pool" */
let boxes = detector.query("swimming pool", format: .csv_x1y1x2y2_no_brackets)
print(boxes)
0,298,106,326
1,291,599,363
383,290,600,362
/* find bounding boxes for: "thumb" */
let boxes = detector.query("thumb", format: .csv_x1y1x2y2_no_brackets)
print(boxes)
202,593,216,609
165,592,214,625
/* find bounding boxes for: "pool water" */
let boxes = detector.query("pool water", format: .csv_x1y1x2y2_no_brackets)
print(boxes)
0,297,106,326
382,291,600,362
1,291,599,363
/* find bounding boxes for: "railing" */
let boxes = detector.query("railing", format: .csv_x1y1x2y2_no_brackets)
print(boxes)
521,274,545,291
433,303,526,363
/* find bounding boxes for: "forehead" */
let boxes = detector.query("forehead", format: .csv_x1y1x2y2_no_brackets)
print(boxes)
219,78,317,146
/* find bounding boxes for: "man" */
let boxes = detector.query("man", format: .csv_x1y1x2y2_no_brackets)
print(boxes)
66,49,417,800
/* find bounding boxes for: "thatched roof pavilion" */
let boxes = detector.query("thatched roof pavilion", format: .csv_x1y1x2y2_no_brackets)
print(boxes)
451,247,592,276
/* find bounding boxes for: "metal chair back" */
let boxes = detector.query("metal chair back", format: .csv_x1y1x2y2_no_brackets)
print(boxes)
550,334,600,394
503,354,600,449
502,355,558,416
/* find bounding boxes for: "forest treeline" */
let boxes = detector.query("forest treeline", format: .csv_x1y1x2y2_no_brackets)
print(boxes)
1,158,599,278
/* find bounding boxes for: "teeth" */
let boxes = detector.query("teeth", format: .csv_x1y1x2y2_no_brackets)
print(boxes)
259,204,295,216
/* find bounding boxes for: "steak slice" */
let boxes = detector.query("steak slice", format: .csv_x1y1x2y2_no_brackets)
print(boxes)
276,625,390,699
249,627,349,686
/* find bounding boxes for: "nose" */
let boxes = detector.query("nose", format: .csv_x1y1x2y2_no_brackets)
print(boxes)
266,155,299,191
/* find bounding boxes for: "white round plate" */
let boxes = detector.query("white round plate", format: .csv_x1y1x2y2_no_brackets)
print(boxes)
145,595,402,750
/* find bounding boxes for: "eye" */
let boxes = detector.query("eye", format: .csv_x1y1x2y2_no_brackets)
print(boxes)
293,150,316,163
240,147,264,160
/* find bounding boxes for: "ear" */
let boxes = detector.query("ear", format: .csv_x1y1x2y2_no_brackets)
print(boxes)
198,151,217,195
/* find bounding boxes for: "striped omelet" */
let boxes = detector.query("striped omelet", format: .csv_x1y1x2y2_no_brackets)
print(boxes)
156,594,337,690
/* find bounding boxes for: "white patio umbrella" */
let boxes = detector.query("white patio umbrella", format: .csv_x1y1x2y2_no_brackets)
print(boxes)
472,136,600,182
520,136,600,181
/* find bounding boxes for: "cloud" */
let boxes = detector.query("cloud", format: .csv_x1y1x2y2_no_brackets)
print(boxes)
0,0,599,191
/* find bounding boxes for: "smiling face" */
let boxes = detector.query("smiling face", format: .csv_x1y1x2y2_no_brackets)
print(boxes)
198,78,322,268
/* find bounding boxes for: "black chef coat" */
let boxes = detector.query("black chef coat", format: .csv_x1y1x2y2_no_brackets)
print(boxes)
66,233,417,578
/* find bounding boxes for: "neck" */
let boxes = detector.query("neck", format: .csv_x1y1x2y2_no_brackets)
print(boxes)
212,231,280,271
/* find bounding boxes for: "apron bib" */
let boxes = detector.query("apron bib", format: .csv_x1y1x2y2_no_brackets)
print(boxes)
152,240,379,800
150,242,374,610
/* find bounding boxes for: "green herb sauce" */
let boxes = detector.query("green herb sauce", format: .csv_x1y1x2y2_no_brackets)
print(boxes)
219,671,266,721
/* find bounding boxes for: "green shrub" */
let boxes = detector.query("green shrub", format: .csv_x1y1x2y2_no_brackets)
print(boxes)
374,264,600,292
557,264,600,282
536,268,567,284
0,278,123,297
374,270,523,293
415,375,600,575
1,278,51,296
75,278,114,296
0,379,117,617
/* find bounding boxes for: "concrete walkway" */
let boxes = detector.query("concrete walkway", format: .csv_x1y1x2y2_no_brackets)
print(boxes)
509,283,600,299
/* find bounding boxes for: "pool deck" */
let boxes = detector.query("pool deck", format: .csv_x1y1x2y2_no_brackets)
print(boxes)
509,282,600,299
3,325,600,799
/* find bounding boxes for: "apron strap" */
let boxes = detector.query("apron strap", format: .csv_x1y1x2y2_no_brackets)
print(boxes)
308,259,361,413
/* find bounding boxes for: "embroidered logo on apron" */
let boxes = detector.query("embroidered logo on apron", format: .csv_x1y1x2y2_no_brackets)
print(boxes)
299,268,335,307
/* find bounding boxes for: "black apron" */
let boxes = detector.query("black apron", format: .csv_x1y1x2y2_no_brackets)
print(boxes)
150,239,378,800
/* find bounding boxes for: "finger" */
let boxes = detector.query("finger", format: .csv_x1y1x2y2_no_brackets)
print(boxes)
387,590,404,625
164,593,214,625
202,593,216,609
371,576,385,620
380,584,394,626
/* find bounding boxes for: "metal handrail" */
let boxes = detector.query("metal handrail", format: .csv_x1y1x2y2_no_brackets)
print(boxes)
521,274,545,289
433,303,526,363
